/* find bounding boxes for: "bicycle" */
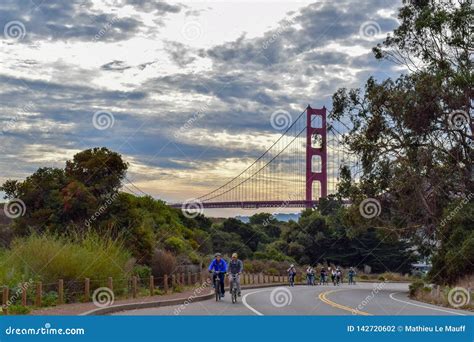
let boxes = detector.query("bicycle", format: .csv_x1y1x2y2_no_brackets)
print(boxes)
229,273,239,304
211,271,225,301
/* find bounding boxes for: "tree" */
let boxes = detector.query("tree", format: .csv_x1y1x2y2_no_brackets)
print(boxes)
330,0,473,282
65,147,128,199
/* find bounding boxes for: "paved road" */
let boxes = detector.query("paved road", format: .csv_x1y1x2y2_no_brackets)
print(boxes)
113,282,472,316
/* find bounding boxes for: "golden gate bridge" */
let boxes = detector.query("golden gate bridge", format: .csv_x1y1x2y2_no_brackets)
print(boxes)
170,105,361,210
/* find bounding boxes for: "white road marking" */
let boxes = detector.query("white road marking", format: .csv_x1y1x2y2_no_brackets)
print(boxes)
242,289,273,316
389,292,467,316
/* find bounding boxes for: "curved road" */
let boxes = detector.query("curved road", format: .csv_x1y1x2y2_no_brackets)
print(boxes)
114,283,472,316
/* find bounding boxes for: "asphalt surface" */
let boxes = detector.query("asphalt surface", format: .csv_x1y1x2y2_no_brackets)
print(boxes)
113,282,473,316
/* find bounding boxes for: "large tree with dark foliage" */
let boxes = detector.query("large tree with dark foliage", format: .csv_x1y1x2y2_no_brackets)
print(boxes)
331,0,473,283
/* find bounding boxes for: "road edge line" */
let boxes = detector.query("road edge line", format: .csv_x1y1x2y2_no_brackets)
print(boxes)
388,292,466,316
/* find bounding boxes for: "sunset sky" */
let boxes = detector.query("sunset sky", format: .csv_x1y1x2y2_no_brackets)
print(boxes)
0,0,406,216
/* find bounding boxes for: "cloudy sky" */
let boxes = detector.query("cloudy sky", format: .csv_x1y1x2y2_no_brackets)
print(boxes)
0,0,406,216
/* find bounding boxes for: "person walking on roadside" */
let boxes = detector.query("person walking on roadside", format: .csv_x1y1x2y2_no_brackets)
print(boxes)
348,267,356,285
287,264,297,287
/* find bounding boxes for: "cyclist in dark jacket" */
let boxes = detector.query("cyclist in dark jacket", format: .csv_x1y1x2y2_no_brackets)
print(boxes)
228,252,243,296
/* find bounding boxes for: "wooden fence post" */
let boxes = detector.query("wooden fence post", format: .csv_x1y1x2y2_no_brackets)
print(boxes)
58,279,64,304
171,274,176,288
35,281,42,307
164,274,169,293
2,286,9,314
200,271,204,284
22,283,28,306
149,275,154,296
132,276,137,298
84,278,90,302
107,277,113,292
187,272,191,286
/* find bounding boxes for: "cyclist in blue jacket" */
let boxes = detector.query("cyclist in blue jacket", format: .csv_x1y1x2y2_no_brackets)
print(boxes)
208,253,228,297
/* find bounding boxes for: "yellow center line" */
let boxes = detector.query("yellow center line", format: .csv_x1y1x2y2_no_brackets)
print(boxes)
318,289,372,316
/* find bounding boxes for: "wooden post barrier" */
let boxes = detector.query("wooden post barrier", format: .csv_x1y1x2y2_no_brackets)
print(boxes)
171,274,176,288
187,272,191,286
164,274,169,293
58,279,64,304
2,286,9,314
149,275,154,296
84,278,90,302
107,277,113,292
132,276,138,298
35,281,42,307
22,283,28,306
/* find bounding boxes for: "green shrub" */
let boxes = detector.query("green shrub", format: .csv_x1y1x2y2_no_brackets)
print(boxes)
360,275,369,280
7,305,31,315
133,265,152,279
41,291,58,307
164,237,186,254
378,276,386,282
172,284,183,293
409,280,425,297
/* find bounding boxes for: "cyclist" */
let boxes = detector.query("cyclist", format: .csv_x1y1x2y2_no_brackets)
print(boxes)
287,264,297,287
228,252,243,296
330,268,336,285
306,266,315,285
348,267,356,285
319,267,327,285
335,267,342,286
208,253,227,298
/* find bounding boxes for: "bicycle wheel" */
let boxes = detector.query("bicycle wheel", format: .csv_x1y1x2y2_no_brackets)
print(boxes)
215,279,220,301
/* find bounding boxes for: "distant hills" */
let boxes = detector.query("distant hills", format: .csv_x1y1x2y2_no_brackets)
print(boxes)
236,213,301,223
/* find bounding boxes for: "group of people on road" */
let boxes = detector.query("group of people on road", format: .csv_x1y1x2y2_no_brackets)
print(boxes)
208,252,359,298
292,265,357,286
208,252,243,298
